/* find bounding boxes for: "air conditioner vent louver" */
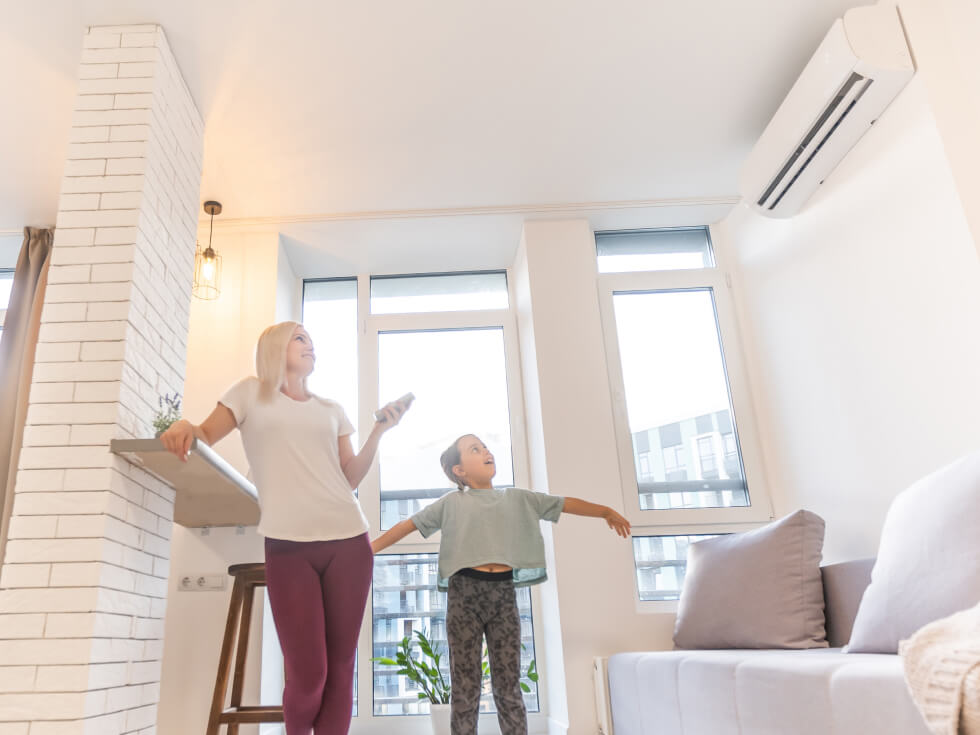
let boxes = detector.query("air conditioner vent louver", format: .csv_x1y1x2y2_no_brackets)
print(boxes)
739,5,913,218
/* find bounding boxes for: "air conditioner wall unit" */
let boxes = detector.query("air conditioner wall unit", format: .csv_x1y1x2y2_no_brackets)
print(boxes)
738,4,914,218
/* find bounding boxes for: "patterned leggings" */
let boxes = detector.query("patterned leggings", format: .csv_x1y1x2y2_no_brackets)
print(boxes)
446,572,527,735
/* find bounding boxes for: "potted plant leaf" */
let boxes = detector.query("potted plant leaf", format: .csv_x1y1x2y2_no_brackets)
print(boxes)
152,393,182,438
372,629,451,735
481,642,539,696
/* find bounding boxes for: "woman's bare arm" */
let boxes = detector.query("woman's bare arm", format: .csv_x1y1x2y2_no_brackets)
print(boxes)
160,403,237,461
339,402,406,489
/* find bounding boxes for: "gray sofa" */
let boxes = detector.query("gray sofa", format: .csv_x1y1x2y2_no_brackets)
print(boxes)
608,559,930,735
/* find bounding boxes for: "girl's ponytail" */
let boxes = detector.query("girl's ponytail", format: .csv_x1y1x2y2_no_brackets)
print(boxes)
440,435,469,491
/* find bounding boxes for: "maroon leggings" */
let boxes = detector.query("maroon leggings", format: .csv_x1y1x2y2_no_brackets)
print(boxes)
264,533,373,735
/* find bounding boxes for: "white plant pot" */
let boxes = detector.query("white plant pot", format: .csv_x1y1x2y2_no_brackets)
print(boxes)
429,703,451,735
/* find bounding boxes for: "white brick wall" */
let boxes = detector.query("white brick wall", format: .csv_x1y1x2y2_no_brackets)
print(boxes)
0,24,203,735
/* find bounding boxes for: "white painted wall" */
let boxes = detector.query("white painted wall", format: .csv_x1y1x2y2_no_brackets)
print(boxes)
716,75,980,563
157,230,283,735
895,0,980,254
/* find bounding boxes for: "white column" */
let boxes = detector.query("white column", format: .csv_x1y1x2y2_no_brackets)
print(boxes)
0,24,203,735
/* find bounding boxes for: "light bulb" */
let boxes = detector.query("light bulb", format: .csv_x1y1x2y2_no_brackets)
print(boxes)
202,258,215,281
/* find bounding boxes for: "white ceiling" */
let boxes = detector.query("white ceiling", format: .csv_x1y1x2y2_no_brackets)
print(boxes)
0,0,862,270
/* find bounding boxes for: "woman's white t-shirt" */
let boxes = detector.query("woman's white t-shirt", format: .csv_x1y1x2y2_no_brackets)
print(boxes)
219,377,369,542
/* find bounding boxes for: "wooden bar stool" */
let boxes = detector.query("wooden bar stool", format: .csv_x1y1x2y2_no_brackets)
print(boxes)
206,562,284,734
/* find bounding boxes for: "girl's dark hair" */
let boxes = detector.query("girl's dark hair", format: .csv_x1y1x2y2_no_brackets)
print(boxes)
440,435,471,490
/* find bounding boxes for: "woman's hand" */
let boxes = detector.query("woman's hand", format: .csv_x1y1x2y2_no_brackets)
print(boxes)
373,400,410,434
602,507,632,538
160,419,196,462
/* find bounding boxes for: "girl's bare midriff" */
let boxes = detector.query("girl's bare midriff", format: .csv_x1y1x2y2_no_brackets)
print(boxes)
473,564,512,572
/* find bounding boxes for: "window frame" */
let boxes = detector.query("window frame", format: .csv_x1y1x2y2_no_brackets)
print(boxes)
300,272,549,729
595,230,773,612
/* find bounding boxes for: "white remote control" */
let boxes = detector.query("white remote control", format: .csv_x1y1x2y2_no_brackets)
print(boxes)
375,392,415,422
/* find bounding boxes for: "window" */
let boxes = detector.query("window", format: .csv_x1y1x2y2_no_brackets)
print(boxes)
637,452,651,479
370,272,508,314
632,534,719,601
696,435,718,478
596,228,714,274
301,271,533,721
0,269,13,335
372,554,539,716
597,228,771,607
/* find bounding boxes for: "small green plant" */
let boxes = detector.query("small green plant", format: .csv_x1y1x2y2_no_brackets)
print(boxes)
152,393,182,437
482,642,538,694
372,630,540,707
372,629,451,705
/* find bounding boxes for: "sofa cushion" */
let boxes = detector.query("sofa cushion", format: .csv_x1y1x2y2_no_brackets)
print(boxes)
607,649,930,735
848,450,980,653
673,510,827,649
822,559,875,647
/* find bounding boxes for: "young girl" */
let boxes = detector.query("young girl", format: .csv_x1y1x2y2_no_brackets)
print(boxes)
371,434,630,735
162,321,409,735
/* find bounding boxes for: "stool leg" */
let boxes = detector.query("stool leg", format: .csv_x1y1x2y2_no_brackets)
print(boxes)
227,579,257,735
207,573,245,735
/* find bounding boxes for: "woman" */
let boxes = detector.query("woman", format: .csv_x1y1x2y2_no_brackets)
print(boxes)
162,321,408,734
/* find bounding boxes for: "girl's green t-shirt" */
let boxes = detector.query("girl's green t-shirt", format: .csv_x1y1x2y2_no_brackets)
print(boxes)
410,486,565,591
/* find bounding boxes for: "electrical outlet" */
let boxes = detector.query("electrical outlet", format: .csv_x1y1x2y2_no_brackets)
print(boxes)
178,574,227,591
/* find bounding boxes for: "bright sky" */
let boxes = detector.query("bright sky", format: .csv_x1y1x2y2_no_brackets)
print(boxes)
378,328,513,491
612,289,731,431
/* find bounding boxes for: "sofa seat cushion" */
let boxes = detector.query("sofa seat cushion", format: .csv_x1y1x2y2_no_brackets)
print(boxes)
608,649,930,735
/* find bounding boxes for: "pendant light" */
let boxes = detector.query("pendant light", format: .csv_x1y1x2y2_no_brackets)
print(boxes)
192,200,223,300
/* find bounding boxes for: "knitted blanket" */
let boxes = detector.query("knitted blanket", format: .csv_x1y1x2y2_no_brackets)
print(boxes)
900,603,980,735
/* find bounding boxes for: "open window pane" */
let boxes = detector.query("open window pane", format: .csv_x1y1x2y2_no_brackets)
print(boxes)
372,554,538,716
377,328,514,530
633,534,719,601
371,272,508,314
596,228,714,273
612,289,749,510
303,279,359,438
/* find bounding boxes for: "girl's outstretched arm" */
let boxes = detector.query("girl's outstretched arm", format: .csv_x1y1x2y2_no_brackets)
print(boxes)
371,519,419,554
562,497,631,538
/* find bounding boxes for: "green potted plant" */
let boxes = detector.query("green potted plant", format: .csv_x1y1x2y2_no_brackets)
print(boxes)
372,629,451,734
152,393,182,438
373,630,539,735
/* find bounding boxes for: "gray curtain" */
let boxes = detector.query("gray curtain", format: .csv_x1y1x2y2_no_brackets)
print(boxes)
0,227,52,561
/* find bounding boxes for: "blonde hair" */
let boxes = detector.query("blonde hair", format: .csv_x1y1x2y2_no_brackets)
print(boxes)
440,434,473,491
255,321,308,402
